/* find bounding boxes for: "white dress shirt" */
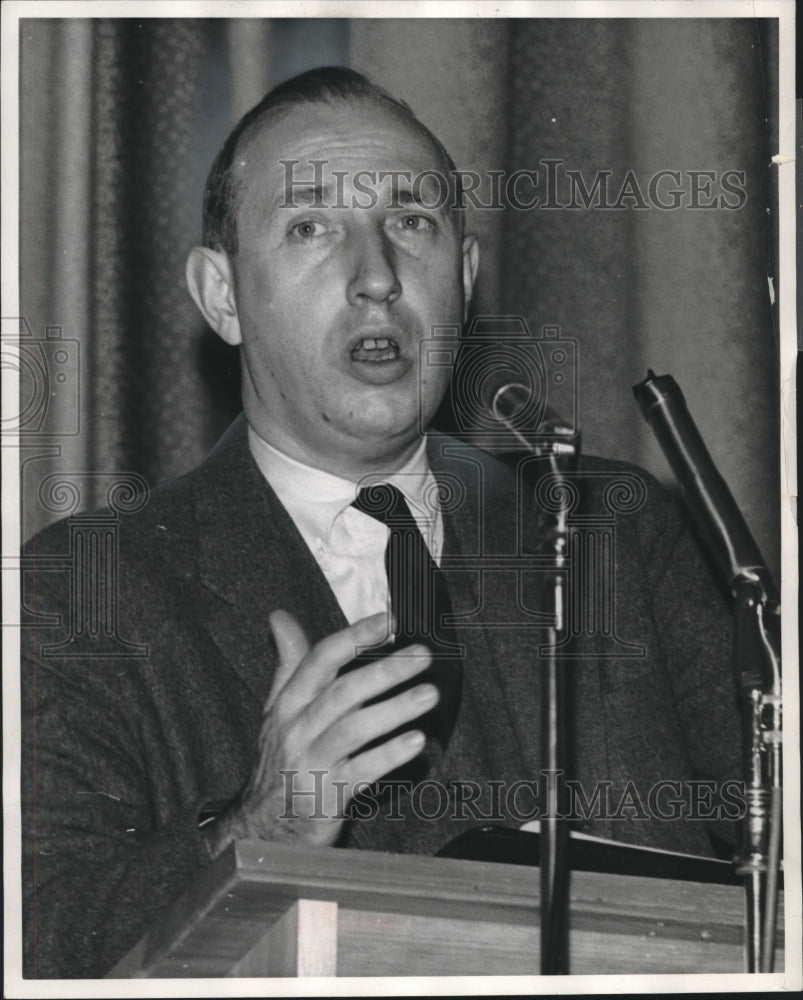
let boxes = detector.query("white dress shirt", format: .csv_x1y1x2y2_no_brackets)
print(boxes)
248,428,444,625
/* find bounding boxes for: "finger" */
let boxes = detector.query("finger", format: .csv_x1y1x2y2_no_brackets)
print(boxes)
266,609,311,709
314,679,439,762
301,644,433,738
280,611,392,708
344,729,428,790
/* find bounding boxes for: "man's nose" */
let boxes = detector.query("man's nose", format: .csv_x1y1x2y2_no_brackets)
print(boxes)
346,227,402,306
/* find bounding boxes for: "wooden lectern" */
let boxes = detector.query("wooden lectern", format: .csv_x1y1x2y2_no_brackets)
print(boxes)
110,840,784,977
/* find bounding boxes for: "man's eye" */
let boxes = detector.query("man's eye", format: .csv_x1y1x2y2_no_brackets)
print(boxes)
398,214,435,232
290,220,326,238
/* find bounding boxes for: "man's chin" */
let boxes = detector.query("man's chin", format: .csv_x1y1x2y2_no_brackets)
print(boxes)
339,412,428,470
350,420,422,453
341,385,426,434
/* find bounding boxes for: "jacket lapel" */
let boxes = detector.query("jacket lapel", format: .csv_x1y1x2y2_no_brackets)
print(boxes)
192,417,348,709
428,434,542,782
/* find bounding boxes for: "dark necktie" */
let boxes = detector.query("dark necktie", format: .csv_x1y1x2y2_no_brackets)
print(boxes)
352,483,463,748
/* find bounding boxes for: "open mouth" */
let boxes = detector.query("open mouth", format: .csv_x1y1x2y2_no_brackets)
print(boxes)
351,337,400,363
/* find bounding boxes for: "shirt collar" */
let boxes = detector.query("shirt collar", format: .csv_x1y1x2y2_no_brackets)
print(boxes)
248,427,435,544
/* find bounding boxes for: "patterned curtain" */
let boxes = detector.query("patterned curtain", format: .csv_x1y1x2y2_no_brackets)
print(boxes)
502,19,779,578
19,17,780,580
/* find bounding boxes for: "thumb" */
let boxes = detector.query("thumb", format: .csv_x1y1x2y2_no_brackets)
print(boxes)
266,609,310,709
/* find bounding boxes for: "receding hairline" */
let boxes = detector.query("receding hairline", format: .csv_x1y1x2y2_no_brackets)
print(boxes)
218,93,462,251
236,92,454,170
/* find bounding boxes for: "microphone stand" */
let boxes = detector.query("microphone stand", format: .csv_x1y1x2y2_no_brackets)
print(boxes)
633,370,782,973
491,386,580,975
538,440,576,976
736,582,782,973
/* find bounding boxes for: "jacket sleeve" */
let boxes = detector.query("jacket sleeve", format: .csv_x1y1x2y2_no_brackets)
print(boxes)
21,544,214,979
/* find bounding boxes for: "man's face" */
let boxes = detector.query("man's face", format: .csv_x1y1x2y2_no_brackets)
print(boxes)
225,99,478,475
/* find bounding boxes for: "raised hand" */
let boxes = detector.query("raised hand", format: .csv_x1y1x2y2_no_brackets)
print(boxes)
201,609,437,856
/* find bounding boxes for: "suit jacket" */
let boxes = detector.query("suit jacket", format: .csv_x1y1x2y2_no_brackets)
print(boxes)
21,415,743,977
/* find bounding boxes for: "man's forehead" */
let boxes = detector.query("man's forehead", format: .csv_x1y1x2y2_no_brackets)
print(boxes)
233,98,450,182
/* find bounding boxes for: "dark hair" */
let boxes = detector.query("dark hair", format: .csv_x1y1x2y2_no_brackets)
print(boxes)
202,66,459,255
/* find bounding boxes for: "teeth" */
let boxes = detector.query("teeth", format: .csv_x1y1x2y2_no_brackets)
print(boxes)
356,337,395,351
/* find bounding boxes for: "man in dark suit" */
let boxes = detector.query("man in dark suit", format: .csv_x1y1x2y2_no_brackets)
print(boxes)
21,67,743,978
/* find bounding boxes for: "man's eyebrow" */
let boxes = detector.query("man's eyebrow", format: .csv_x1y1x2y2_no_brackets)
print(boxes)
275,183,330,210
393,189,418,207
277,183,421,206
388,187,454,214
272,178,455,214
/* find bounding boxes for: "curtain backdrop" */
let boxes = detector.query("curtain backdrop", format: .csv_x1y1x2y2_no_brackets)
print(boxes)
19,16,780,579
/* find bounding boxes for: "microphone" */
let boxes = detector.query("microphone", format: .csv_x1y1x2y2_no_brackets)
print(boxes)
488,381,579,458
632,369,777,602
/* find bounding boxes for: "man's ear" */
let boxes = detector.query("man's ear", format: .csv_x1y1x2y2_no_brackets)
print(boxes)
186,247,242,346
461,234,480,320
